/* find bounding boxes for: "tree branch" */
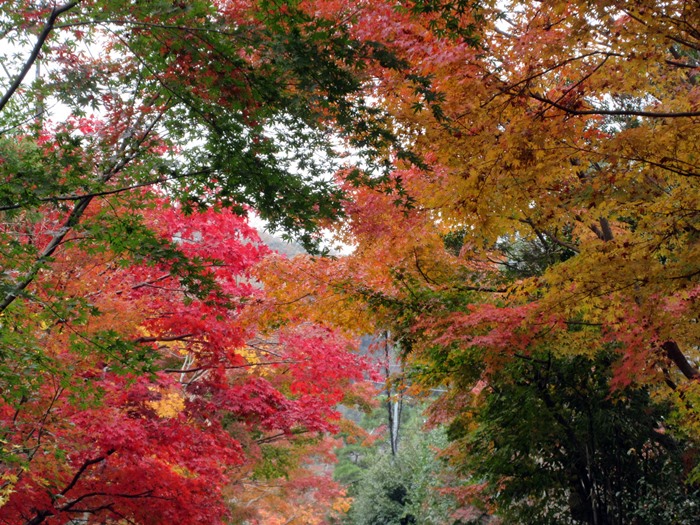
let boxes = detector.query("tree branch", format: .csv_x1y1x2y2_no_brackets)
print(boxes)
413,248,438,285
528,90,700,118
58,448,116,498
163,360,300,374
0,194,92,314
598,217,614,242
133,333,195,344
26,448,116,525
0,169,214,212
662,340,700,381
0,104,167,314
453,284,508,293
0,2,80,115
518,217,581,254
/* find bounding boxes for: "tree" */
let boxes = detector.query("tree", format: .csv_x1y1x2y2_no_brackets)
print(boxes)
0,0,407,521
353,0,700,391
0,196,375,524
0,0,416,388
253,1,700,521
230,435,353,525
439,352,700,525
303,0,700,439
339,404,460,525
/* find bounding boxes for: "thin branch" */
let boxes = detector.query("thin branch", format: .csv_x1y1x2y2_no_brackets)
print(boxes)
58,449,116,498
666,268,700,281
133,333,195,344
270,293,312,306
473,51,615,113
130,274,171,290
255,430,310,445
55,18,256,40
0,105,53,135
60,489,156,510
453,283,508,293
518,217,580,254
245,342,284,358
413,248,438,285
528,90,700,118
0,106,167,313
0,2,81,116
564,320,602,327
536,55,612,120
0,168,214,212
163,360,301,374
0,194,92,314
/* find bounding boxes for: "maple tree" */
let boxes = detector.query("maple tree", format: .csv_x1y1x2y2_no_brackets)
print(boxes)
256,0,700,522
3,0,700,522
0,196,374,524
358,0,700,388
0,0,396,522
232,436,353,525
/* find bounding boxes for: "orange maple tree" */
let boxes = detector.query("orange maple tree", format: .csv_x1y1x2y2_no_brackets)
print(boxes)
278,0,700,422
259,0,700,520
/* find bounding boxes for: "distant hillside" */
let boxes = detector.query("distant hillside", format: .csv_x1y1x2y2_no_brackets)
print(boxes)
256,230,306,257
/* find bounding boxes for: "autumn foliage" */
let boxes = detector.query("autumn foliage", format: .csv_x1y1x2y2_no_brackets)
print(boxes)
262,0,700,521
2,0,700,523
0,0,385,522
0,197,373,524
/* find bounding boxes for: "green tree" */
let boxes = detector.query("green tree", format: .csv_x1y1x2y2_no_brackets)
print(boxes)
339,405,459,525
443,352,700,525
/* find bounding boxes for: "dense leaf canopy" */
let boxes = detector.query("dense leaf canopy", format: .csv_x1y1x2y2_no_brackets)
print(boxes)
2,0,700,523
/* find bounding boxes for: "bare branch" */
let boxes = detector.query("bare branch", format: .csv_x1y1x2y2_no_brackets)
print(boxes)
58,449,116,499
133,333,195,344
163,360,301,374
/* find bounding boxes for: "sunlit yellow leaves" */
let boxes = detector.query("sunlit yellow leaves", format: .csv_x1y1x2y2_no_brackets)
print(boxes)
0,472,18,507
237,345,262,364
307,0,700,437
146,387,185,419
254,253,377,336
331,495,353,513
170,464,197,479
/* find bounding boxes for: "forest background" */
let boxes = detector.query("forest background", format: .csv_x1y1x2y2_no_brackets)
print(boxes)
0,0,699,524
